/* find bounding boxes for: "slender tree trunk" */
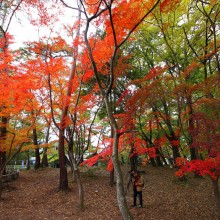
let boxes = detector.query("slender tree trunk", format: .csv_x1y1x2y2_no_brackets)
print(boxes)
186,94,202,178
57,5,81,190
0,116,7,175
68,149,84,209
41,125,50,168
0,156,7,199
104,96,133,219
33,128,40,169
149,157,156,167
41,148,48,168
186,95,197,160
34,148,40,170
0,152,6,175
155,148,163,167
26,150,30,170
129,145,137,172
171,144,181,163
67,150,75,181
74,168,84,209
112,133,133,220
58,130,68,190
158,148,167,165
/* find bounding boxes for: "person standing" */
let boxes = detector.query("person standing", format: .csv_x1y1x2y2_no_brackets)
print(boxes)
132,171,144,208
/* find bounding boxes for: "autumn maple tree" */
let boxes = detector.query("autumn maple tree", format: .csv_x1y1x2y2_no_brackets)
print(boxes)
120,0,220,206
0,0,35,197
65,0,173,219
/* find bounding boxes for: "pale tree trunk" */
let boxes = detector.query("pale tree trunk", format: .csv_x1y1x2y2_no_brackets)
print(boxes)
104,97,133,220
112,134,133,219
68,150,84,209
66,119,88,209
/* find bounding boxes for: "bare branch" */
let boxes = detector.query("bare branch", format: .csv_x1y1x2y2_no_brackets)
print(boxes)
59,0,84,13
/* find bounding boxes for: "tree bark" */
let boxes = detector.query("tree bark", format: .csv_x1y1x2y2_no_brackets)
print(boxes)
41,148,48,168
155,148,164,167
129,145,137,172
41,125,50,168
57,3,81,191
0,151,6,175
112,133,133,220
68,148,84,209
33,128,40,170
58,130,68,190
0,116,7,175
104,96,133,220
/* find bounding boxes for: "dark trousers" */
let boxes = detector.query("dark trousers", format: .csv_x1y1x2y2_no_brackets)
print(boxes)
133,189,143,207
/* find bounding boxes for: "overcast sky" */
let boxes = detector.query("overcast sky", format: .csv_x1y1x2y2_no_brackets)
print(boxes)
8,2,78,49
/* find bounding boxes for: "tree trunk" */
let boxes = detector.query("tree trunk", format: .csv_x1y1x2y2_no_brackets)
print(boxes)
68,149,84,209
0,157,7,199
171,143,181,164
41,124,50,168
34,148,40,170
112,134,133,220
56,3,81,191
33,128,40,169
104,95,133,219
0,116,7,175
155,148,163,167
58,130,68,190
41,148,48,168
158,148,167,165
0,151,6,175
74,168,84,210
26,151,30,170
187,94,198,161
129,146,137,172
149,157,156,167
186,95,202,178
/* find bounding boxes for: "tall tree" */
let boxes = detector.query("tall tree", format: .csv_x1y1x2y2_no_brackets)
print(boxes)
72,0,167,219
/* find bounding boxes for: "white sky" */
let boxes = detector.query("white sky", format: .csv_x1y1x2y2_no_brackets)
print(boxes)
8,2,78,49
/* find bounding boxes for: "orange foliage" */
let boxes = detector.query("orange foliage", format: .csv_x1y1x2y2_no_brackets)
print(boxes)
143,66,169,81
160,0,181,13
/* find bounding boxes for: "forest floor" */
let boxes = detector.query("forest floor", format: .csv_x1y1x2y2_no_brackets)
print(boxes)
0,165,220,220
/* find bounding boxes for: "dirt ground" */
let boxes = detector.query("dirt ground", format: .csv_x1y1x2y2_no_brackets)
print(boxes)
0,165,219,220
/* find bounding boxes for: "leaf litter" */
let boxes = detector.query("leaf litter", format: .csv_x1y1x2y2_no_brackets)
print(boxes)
0,166,219,220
